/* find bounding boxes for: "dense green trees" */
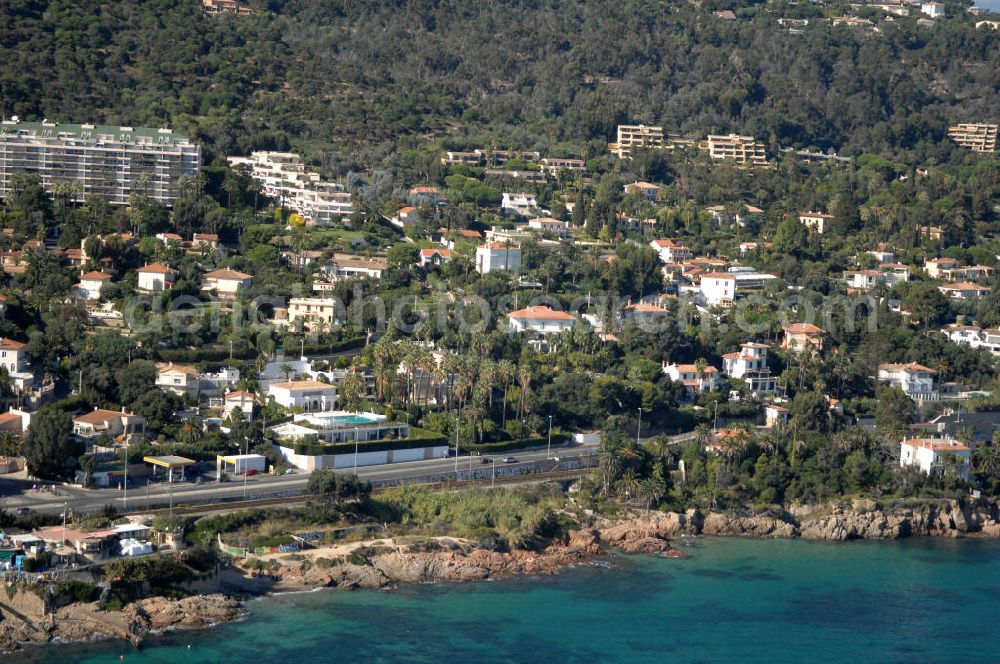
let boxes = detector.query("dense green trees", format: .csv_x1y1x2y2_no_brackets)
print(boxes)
24,408,76,480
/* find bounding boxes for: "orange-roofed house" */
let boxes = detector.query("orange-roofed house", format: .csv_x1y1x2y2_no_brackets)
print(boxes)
476,242,521,274
192,233,219,250
900,437,969,478
391,206,419,228
137,263,178,292
156,362,201,400
419,248,452,268
939,282,991,300
202,268,253,299
624,181,660,202
409,186,442,205
662,361,721,399
76,271,113,301
73,408,147,442
782,323,825,353
765,404,790,428
507,305,576,337
224,390,256,420
878,363,937,400
649,239,692,264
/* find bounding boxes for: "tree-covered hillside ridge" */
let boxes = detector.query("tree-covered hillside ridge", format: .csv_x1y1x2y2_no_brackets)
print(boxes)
1,0,997,168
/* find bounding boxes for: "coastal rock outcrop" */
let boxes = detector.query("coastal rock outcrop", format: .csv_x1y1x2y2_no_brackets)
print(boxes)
701,510,799,538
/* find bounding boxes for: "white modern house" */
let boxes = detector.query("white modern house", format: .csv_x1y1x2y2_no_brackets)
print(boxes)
699,268,778,306
267,379,338,412
270,411,440,472
722,342,777,396
921,1,944,18
878,363,938,400
476,242,521,274
76,271,113,300
137,263,177,292
201,268,252,299
527,217,570,237
900,437,969,479
501,192,539,217
649,239,692,265
942,325,1000,355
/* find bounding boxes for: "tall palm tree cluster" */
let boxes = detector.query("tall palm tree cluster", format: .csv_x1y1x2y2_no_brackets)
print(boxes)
363,335,535,444
597,430,668,509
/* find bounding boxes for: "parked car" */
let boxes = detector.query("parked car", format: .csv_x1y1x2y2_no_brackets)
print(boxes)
15,507,31,516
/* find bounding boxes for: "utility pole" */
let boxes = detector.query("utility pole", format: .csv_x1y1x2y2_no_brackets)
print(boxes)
637,407,643,445
122,441,129,512
547,415,553,460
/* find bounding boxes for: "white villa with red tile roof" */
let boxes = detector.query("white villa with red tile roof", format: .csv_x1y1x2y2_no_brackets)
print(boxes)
900,437,969,478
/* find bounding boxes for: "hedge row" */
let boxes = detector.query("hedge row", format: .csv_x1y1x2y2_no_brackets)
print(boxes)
287,427,449,456
155,336,367,363
463,433,569,453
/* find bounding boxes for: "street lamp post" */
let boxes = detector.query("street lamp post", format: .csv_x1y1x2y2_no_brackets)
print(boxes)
546,415,553,460
122,441,129,512
354,427,360,475
637,407,643,445
243,436,249,500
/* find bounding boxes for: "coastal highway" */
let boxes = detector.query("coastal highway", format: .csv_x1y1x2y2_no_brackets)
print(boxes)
0,442,601,517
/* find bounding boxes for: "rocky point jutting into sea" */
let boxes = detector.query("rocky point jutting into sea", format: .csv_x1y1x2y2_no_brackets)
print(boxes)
2,497,998,654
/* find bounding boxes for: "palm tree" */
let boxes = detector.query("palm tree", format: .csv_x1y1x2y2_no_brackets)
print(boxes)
280,363,294,382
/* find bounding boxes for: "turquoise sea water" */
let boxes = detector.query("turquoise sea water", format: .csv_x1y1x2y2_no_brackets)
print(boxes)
13,537,1000,664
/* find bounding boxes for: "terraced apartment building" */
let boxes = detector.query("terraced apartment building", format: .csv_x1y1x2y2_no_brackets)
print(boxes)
610,124,694,159
947,123,998,153
703,134,768,166
0,118,201,206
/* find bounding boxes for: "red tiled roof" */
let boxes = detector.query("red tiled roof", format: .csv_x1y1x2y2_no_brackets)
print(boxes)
138,262,177,274
508,305,575,321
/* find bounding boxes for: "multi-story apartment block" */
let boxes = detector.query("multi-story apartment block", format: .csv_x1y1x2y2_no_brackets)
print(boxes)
0,118,200,206
947,123,997,153
610,125,693,159
539,158,585,175
227,151,354,224
704,134,768,166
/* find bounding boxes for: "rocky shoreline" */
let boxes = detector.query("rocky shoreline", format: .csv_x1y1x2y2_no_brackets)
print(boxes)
4,497,999,655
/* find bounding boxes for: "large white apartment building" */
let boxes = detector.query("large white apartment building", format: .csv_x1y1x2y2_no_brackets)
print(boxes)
942,324,1000,355
476,242,522,274
704,134,768,166
0,119,200,206
228,151,354,224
